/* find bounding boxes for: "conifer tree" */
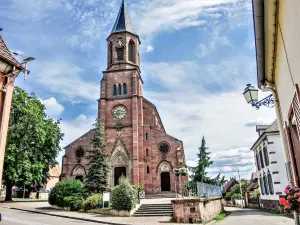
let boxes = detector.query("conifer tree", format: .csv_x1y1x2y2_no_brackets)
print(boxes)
84,119,109,193
192,136,213,183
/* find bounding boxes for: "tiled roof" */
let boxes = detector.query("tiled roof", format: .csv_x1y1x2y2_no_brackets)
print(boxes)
247,181,259,191
0,35,22,67
265,120,279,132
110,0,137,35
222,178,238,193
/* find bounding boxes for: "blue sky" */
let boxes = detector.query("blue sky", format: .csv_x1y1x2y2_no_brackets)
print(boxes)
0,0,276,180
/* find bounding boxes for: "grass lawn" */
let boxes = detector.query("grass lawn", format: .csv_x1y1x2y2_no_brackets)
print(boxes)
214,211,231,221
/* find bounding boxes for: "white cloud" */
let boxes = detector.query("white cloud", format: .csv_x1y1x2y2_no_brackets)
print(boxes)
41,97,65,118
32,61,99,102
146,45,154,53
131,0,237,37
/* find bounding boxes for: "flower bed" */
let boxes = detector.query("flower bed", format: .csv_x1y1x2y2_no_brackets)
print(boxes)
279,184,300,212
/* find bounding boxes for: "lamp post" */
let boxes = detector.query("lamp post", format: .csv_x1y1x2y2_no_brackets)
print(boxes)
243,84,275,109
229,165,243,208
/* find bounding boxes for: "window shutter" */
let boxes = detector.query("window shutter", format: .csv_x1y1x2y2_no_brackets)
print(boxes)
283,121,297,185
292,84,300,140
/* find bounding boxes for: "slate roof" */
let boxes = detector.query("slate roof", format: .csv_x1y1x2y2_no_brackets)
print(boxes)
110,0,137,35
222,178,238,193
0,34,22,68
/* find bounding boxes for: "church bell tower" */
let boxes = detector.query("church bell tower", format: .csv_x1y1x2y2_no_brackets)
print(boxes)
106,0,141,71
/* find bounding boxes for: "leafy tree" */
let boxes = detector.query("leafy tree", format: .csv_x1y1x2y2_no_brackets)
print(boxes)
192,136,213,183
3,87,63,201
84,119,109,193
225,179,250,201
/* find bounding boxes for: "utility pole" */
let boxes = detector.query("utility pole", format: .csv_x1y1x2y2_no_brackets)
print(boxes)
229,165,243,208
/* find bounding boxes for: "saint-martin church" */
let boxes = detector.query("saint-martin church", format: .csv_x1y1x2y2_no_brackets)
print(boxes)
61,0,187,194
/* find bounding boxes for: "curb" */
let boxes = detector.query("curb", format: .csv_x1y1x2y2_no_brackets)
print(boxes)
1,206,132,225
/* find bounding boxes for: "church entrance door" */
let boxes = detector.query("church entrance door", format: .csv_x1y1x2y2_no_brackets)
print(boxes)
114,167,126,186
75,176,83,182
161,172,171,191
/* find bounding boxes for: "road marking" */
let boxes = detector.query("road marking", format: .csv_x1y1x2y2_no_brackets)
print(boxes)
3,216,50,225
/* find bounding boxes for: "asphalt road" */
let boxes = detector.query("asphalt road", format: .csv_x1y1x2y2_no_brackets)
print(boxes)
0,207,102,225
218,207,294,225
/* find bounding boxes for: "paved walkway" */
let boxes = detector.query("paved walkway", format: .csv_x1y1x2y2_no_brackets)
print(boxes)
0,201,175,225
219,207,294,225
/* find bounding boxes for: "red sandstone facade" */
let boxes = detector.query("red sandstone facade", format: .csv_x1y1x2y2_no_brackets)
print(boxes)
61,1,187,193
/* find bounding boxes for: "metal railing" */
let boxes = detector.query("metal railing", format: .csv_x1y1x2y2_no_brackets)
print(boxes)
175,182,222,198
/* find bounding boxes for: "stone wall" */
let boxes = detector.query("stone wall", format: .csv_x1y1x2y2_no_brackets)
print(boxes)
172,197,223,224
260,199,281,212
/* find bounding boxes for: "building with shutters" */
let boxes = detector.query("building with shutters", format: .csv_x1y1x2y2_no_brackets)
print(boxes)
0,32,26,186
61,0,187,194
252,0,300,185
251,120,289,212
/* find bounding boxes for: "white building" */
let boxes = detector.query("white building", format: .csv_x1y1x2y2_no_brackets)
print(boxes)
253,0,300,185
251,120,288,212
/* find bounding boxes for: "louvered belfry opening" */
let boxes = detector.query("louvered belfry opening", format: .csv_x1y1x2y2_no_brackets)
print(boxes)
109,42,113,65
128,40,135,63
116,47,124,61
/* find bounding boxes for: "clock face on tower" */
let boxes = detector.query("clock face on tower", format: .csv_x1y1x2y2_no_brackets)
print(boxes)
116,39,124,48
113,106,127,120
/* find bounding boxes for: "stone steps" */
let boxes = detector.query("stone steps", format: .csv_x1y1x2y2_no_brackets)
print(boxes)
133,204,173,217
145,192,176,199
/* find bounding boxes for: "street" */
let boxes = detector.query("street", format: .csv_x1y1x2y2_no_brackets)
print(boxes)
219,207,294,225
0,207,102,225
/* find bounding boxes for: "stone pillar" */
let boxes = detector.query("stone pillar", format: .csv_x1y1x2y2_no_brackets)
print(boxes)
132,73,139,184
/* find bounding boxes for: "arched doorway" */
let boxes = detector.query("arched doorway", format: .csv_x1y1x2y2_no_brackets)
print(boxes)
158,161,172,192
114,167,126,185
161,172,170,191
72,165,86,182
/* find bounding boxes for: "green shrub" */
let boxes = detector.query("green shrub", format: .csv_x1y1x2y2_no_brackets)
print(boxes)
110,177,137,211
82,194,103,211
48,180,85,207
63,194,84,211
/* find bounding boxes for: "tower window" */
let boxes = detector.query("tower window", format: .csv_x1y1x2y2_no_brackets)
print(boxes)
113,84,117,96
146,133,148,140
259,149,264,168
128,40,135,63
118,84,122,95
146,148,149,156
147,166,150,174
123,83,127,95
109,42,113,65
116,47,124,61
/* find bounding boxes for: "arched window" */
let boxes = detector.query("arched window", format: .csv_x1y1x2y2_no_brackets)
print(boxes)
256,153,261,171
260,175,265,195
109,42,113,65
123,83,127,95
264,173,269,195
147,166,150,174
263,145,269,166
268,171,274,194
146,148,149,156
118,84,122,95
113,84,117,96
128,40,135,63
146,133,148,140
259,149,264,168
116,47,124,61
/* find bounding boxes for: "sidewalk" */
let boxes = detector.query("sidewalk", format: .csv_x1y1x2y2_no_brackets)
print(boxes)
0,201,176,225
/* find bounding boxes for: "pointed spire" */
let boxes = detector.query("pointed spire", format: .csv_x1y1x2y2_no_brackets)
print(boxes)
110,0,137,35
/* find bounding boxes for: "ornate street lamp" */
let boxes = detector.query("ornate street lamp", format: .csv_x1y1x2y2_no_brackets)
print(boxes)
243,84,275,109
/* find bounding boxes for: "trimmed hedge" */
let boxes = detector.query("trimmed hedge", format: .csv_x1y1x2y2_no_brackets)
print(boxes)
63,195,84,211
82,193,103,211
48,180,85,207
110,177,137,211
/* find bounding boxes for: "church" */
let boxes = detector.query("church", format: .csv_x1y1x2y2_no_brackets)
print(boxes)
61,0,187,194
